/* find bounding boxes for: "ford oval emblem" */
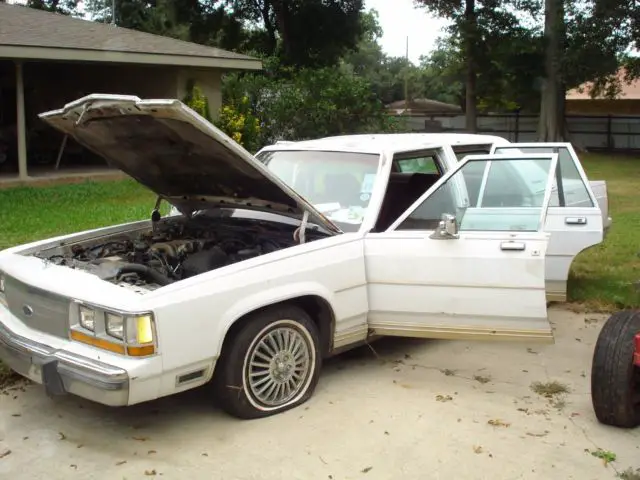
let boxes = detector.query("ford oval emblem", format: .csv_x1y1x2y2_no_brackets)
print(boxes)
22,305,34,317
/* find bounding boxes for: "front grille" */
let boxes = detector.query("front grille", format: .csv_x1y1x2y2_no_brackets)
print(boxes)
4,275,70,339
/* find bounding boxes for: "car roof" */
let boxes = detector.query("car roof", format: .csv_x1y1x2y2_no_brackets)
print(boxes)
259,133,511,155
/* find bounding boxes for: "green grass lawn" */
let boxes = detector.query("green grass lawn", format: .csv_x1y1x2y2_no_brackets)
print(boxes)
0,153,638,311
0,179,158,251
567,153,640,310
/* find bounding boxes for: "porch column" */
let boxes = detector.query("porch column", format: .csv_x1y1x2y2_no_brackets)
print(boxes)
15,61,28,179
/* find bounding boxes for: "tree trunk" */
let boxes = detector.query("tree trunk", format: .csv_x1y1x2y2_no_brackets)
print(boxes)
260,0,278,55
538,0,565,141
464,0,477,133
270,0,293,62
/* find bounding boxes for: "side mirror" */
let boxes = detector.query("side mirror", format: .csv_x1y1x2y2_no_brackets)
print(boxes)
430,213,459,240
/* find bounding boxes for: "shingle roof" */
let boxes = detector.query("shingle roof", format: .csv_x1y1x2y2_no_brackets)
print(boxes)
566,69,640,100
0,3,259,65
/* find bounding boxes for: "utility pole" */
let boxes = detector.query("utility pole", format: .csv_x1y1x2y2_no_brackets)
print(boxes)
111,0,116,25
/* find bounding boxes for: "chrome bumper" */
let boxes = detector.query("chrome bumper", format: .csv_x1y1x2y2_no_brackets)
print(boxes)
0,320,130,406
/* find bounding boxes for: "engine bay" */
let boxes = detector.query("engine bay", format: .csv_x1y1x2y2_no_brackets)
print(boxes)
35,213,327,293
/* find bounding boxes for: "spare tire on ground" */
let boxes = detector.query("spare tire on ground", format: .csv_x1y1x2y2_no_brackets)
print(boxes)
591,310,640,428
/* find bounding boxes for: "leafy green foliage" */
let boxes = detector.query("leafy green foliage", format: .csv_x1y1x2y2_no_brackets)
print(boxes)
221,56,405,146
224,0,365,67
215,99,262,153
182,80,212,121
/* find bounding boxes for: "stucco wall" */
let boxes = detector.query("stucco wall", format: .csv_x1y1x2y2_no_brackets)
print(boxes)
175,68,223,119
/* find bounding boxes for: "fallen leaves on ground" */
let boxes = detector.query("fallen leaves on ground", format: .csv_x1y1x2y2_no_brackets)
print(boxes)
473,375,491,384
526,431,549,437
488,419,511,428
436,394,453,402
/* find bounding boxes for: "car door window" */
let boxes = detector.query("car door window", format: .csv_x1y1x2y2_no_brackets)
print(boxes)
452,144,492,161
395,155,440,174
493,146,594,208
395,155,557,232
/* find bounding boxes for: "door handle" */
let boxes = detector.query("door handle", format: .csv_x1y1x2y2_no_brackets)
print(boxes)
500,241,526,251
565,217,587,225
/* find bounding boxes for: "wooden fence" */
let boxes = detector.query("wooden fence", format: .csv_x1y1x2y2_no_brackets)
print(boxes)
396,113,640,152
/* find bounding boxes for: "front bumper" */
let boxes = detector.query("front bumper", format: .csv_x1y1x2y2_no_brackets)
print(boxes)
0,320,130,406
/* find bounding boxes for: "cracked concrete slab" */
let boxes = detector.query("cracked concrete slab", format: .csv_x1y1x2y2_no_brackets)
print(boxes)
0,306,638,480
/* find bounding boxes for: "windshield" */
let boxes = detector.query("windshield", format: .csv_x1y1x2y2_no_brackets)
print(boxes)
256,150,381,231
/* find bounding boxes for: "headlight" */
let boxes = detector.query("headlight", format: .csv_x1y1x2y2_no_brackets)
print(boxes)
79,306,96,331
106,313,125,340
72,303,156,357
127,314,154,345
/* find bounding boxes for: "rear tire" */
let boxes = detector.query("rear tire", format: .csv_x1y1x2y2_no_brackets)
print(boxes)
591,310,640,428
214,305,322,419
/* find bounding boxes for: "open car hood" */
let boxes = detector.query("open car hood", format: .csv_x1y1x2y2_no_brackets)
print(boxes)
38,94,340,234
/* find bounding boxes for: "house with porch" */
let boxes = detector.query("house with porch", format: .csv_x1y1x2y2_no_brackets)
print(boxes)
0,2,261,185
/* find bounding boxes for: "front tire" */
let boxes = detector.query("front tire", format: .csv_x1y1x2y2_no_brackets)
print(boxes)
591,310,640,428
214,305,322,419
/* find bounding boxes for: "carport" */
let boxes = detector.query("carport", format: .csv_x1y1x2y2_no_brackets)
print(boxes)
0,3,261,182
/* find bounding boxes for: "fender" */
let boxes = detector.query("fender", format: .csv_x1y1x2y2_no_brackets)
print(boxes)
215,281,336,354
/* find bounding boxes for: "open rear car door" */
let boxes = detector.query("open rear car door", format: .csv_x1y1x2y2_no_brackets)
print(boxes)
489,142,605,302
364,153,559,342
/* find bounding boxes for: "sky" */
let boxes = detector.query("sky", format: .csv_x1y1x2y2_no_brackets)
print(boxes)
364,0,451,64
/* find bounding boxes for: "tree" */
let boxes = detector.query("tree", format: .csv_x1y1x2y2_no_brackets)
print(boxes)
537,0,564,141
221,57,404,146
537,0,639,141
341,10,434,106
415,8,543,113
222,0,365,67
413,0,538,130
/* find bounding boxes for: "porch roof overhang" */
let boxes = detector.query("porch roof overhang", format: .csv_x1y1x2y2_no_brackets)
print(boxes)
0,44,263,70
0,3,262,70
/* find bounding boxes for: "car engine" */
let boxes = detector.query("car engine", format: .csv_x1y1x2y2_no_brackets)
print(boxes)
37,214,323,292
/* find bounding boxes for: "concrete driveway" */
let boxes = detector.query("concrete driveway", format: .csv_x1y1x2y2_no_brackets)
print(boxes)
0,306,638,480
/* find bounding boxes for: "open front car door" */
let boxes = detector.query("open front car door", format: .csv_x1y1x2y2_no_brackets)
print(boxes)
364,153,559,343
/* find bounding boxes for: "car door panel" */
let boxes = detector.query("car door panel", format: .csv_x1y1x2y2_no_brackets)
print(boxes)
490,143,603,301
365,231,551,341
543,207,603,301
364,153,559,342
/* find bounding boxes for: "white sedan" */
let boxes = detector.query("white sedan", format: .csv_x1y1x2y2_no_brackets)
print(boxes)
0,95,570,418
256,133,611,303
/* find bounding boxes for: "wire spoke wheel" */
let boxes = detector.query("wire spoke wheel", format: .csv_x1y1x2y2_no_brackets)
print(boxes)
245,323,313,408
